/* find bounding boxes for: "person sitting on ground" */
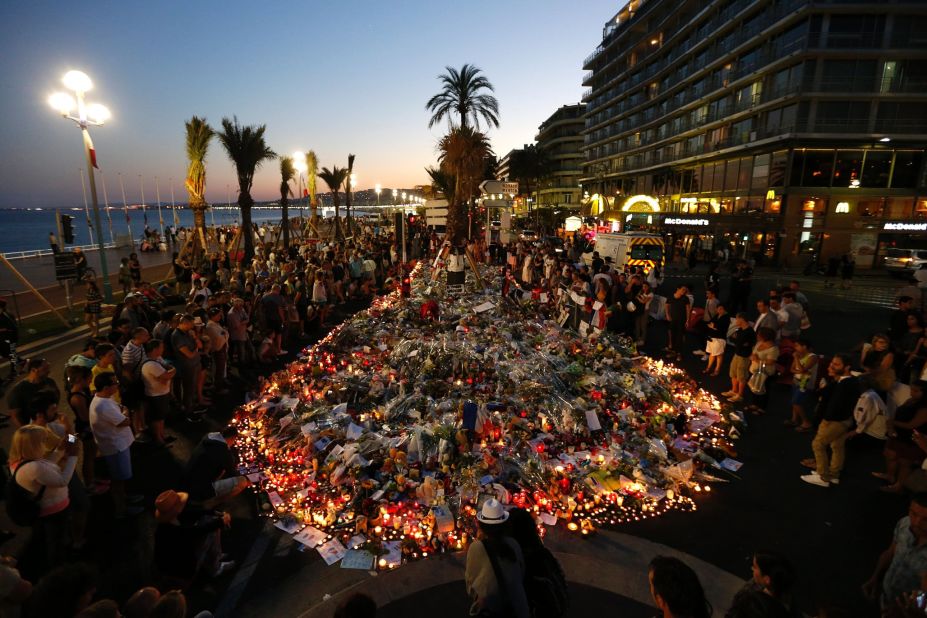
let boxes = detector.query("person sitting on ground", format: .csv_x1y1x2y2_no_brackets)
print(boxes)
863,493,927,612
725,551,797,618
465,498,529,618
874,381,927,494
183,426,249,508
648,555,712,618
153,489,235,585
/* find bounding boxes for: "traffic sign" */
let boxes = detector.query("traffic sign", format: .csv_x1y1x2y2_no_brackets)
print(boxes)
479,180,519,196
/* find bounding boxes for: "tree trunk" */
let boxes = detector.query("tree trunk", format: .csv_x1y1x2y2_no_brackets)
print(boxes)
240,192,255,263
332,195,343,241
446,173,466,244
281,198,290,250
190,201,208,260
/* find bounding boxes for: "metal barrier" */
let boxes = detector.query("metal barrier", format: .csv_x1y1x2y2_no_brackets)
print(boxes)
2,242,119,261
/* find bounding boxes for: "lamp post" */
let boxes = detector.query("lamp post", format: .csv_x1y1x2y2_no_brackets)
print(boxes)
49,70,113,302
375,183,382,207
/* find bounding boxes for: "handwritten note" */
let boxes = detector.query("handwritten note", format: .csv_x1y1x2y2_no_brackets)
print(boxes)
341,549,375,570
317,538,347,565
292,526,327,548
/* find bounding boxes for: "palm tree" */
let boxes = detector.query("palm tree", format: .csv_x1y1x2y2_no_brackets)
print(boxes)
438,126,493,243
279,156,296,249
318,165,348,241
425,166,455,203
345,153,356,234
216,117,276,262
426,64,500,131
305,150,319,228
183,116,214,258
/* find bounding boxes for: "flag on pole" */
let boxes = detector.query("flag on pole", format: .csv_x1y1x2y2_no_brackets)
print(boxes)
84,131,99,169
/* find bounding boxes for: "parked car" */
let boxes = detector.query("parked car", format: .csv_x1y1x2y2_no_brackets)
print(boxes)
884,248,927,276
518,229,539,242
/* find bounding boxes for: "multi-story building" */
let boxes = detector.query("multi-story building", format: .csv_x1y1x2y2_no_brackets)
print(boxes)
580,0,927,268
535,104,585,212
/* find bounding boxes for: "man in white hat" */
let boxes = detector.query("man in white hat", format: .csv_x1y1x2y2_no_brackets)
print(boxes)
465,498,530,617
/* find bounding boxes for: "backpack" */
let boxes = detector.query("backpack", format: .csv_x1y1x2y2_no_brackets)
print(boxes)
524,546,569,618
6,461,45,526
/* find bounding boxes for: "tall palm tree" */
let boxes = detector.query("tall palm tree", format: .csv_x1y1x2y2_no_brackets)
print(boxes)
426,64,500,131
216,117,276,262
345,153,356,234
183,116,214,257
438,126,493,243
305,150,319,228
318,165,348,241
279,156,296,249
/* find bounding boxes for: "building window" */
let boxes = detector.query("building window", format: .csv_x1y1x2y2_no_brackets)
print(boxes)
833,150,864,188
770,151,789,186
815,101,870,132
738,157,753,190
891,151,923,189
563,193,572,204
725,159,740,191
801,150,835,187
891,15,927,48
821,59,877,92
862,151,892,188
827,15,885,49
752,154,770,190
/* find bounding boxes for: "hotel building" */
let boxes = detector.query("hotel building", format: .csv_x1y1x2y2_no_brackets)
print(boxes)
580,0,927,268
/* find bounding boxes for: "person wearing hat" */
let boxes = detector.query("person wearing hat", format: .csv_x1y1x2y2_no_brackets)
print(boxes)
465,498,530,617
154,488,235,583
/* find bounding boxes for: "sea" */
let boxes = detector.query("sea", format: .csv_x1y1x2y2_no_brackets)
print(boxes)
0,205,315,254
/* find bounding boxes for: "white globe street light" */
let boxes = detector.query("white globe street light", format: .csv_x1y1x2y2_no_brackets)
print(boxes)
48,69,113,302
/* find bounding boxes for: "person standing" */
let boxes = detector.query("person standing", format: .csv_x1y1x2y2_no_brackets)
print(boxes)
703,303,731,377
48,232,59,254
465,499,530,618
863,493,927,612
6,358,59,427
723,313,756,404
744,327,779,415
226,298,253,368
800,353,861,487
665,286,691,361
83,281,102,338
170,315,205,422
89,373,140,518
787,338,818,432
753,299,780,341
141,339,175,447
205,307,229,393
260,284,287,356
72,248,87,282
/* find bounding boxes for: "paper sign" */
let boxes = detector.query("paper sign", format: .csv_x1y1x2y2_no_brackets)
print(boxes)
408,349,419,358
301,422,317,436
571,291,585,305
593,301,604,311
382,540,402,568
332,403,348,416
279,396,300,410
293,526,327,548
559,311,569,327
246,472,265,483
579,321,590,336
347,534,367,549
267,491,284,507
474,301,495,314
346,423,364,441
720,458,743,472
317,538,347,565
647,487,667,501
585,409,602,431
538,512,558,526
341,549,375,570
371,489,385,501
540,293,549,303
479,474,495,486
314,437,332,452
274,518,302,534
279,414,293,428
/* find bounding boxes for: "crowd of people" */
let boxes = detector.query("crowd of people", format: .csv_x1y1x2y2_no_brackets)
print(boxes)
4,218,927,617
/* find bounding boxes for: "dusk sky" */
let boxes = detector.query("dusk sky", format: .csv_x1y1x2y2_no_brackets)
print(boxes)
0,1,616,208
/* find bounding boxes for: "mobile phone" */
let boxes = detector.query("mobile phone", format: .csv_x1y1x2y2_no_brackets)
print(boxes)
67,434,77,445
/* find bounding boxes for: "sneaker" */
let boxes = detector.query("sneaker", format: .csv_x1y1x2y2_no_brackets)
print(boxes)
830,477,840,485
800,473,830,487
212,560,236,577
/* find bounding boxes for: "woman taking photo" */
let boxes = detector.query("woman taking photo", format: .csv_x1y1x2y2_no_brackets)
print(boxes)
8,424,79,571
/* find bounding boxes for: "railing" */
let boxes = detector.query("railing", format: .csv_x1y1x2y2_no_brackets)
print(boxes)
2,242,120,260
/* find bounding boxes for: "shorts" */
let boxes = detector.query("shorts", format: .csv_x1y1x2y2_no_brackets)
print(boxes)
146,394,170,422
104,447,133,481
266,318,283,334
729,355,750,381
213,476,244,498
790,386,810,405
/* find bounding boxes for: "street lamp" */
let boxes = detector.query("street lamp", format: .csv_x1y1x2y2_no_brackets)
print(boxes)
49,70,113,302
375,183,382,207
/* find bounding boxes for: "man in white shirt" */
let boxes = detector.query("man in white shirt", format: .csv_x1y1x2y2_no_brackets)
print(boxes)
90,373,138,517
141,339,176,447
